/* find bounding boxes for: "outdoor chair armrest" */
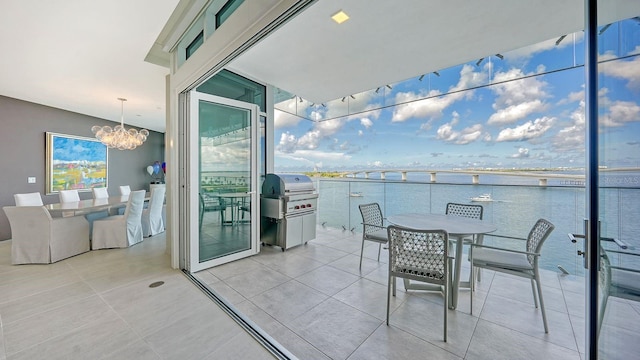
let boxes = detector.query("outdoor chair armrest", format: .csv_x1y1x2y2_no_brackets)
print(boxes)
483,233,527,242
361,222,387,230
606,249,640,257
471,243,540,257
609,265,640,273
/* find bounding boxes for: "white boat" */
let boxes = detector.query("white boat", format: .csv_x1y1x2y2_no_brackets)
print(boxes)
350,192,363,197
470,194,493,202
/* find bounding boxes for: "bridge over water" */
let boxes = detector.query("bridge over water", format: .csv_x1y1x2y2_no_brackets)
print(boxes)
338,168,640,186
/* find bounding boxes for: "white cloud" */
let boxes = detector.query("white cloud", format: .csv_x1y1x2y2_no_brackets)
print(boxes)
358,130,363,136
436,113,484,145
553,100,585,152
274,109,304,128
511,147,530,158
360,118,373,129
495,116,555,142
391,65,487,122
488,99,547,125
600,56,640,90
275,149,352,164
488,68,550,125
600,100,640,127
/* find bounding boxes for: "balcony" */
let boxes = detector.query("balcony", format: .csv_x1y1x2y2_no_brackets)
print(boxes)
195,177,640,359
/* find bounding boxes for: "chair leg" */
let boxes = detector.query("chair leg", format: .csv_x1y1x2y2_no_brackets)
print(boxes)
470,264,474,315
444,262,449,342
534,271,549,333
387,274,392,325
377,243,382,261
359,239,366,270
531,279,540,308
393,276,397,297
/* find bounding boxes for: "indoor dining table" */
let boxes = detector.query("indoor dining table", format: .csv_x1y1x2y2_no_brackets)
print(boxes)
387,213,497,309
44,195,146,216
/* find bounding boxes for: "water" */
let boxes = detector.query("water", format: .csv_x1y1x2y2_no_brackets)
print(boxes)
314,173,640,276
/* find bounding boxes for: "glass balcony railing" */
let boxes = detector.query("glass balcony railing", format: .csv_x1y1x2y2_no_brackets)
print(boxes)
314,177,640,277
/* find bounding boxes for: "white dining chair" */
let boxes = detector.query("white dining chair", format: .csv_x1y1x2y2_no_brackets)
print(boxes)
92,187,109,199
58,189,81,217
119,185,131,196
91,190,145,249
3,205,90,264
59,189,80,202
14,192,43,206
142,186,165,237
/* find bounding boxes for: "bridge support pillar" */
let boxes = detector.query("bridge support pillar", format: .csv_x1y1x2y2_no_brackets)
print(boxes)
380,172,386,180
430,172,437,182
364,172,369,179
539,178,547,187
472,174,480,184
401,172,407,181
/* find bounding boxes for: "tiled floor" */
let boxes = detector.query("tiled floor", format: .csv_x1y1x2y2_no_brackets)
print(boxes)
0,234,275,360
2,226,638,360
195,226,640,360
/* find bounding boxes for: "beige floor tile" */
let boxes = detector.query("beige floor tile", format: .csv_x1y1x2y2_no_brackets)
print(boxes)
295,264,360,296
250,279,328,324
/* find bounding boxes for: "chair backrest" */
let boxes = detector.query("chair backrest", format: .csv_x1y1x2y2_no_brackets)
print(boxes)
59,189,80,203
92,187,109,199
359,203,384,235
387,225,448,282
148,187,166,217
4,206,52,240
526,219,555,265
124,190,146,225
445,202,483,220
119,185,131,196
14,192,43,206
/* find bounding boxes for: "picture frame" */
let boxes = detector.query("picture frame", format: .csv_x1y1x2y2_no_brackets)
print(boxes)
46,132,108,194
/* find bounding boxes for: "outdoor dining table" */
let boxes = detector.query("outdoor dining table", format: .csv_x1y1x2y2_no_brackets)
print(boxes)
387,213,497,309
210,192,251,226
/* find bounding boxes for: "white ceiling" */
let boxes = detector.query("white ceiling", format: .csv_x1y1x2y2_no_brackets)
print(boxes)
2,0,638,134
229,0,640,105
0,0,179,133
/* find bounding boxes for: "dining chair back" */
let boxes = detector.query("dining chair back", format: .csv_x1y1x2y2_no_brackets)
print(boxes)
119,185,131,196
59,189,80,202
445,202,483,220
91,190,145,249
470,218,554,333
14,192,43,206
142,186,166,237
358,202,388,270
386,225,450,341
92,187,109,199
199,193,226,228
3,205,90,264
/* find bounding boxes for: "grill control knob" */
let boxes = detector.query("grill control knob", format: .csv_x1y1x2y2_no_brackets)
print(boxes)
294,205,300,209
307,204,312,207
301,204,306,208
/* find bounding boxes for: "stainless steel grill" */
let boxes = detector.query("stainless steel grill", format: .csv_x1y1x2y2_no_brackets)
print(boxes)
261,173,318,251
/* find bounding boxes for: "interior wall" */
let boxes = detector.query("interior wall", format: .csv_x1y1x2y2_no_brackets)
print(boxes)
0,95,165,241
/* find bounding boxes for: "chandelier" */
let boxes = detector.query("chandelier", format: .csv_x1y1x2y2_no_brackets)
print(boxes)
91,98,149,150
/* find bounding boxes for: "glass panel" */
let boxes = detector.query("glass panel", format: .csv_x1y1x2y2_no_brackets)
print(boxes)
216,0,244,27
597,16,640,356
186,31,204,60
198,100,251,262
197,69,266,111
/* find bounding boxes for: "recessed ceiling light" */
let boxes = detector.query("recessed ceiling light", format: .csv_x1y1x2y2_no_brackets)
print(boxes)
331,10,349,24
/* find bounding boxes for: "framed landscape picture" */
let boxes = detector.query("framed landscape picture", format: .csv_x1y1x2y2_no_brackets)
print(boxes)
46,132,108,194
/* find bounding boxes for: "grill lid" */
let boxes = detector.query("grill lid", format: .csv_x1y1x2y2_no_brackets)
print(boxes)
262,173,315,197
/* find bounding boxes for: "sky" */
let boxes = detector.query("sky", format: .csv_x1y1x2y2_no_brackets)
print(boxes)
272,19,640,172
